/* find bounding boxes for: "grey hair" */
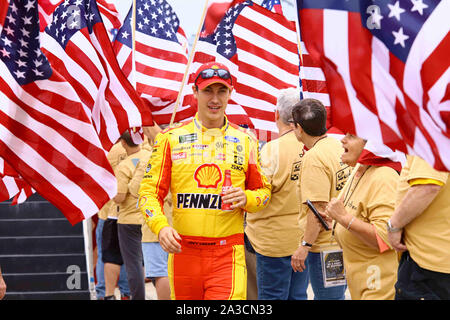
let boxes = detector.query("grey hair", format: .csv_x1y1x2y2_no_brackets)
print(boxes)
276,87,301,125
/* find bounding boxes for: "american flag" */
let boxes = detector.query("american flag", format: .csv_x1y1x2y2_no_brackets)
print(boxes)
113,0,189,125
298,0,450,171
261,0,283,15
180,0,300,141
0,0,117,224
37,0,122,36
40,0,153,151
201,0,241,38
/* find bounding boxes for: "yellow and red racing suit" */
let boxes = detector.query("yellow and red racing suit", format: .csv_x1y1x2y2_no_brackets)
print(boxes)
138,114,271,299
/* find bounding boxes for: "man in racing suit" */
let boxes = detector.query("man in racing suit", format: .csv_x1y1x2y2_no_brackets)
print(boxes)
138,62,271,300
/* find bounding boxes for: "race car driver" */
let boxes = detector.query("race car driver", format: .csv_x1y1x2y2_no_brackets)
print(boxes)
138,61,271,300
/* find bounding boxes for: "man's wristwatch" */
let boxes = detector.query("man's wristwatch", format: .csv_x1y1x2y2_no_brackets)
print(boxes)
301,240,313,248
386,219,402,233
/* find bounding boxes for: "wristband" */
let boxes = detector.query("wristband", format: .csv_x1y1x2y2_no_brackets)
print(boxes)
386,219,402,233
346,216,356,230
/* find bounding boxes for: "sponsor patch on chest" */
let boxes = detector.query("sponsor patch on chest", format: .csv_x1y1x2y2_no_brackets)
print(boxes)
176,193,223,209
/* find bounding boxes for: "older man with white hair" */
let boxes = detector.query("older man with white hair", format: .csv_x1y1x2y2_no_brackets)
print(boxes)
245,88,309,300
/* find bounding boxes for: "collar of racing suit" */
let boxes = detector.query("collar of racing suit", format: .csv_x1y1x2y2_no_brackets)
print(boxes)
193,113,230,137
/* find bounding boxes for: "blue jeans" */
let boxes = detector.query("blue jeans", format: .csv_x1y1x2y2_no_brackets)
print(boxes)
95,218,130,298
307,252,346,300
256,252,309,300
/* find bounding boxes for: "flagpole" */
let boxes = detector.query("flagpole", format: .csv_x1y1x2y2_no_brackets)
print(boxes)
169,0,210,127
82,219,96,300
131,0,137,89
294,0,304,92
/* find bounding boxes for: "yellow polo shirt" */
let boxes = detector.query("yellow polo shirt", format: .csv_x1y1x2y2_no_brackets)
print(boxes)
98,143,127,220
298,136,352,252
245,131,304,257
116,148,152,225
396,156,450,273
335,166,399,299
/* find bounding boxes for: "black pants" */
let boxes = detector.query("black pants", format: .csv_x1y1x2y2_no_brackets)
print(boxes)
395,251,450,300
117,223,145,300
101,218,123,265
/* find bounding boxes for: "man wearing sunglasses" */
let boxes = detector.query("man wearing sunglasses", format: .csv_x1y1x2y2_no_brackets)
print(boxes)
138,62,271,300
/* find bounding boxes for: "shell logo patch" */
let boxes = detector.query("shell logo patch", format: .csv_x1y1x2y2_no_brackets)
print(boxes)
194,163,222,188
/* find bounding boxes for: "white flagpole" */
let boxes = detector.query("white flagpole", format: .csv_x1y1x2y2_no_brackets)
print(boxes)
82,218,96,300
131,0,137,89
294,0,305,92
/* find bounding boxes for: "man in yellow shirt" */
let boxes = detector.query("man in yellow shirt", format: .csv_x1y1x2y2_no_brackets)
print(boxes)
99,142,130,300
245,88,308,299
388,156,450,300
290,98,350,300
114,131,151,300
128,137,172,300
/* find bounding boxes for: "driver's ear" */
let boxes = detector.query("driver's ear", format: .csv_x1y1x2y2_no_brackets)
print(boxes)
192,85,198,99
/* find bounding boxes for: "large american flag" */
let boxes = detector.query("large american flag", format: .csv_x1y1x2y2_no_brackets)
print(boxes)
180,0,300,141
40,0,153,151
298,0,450,171
0,0,117,224
113,0,189,125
